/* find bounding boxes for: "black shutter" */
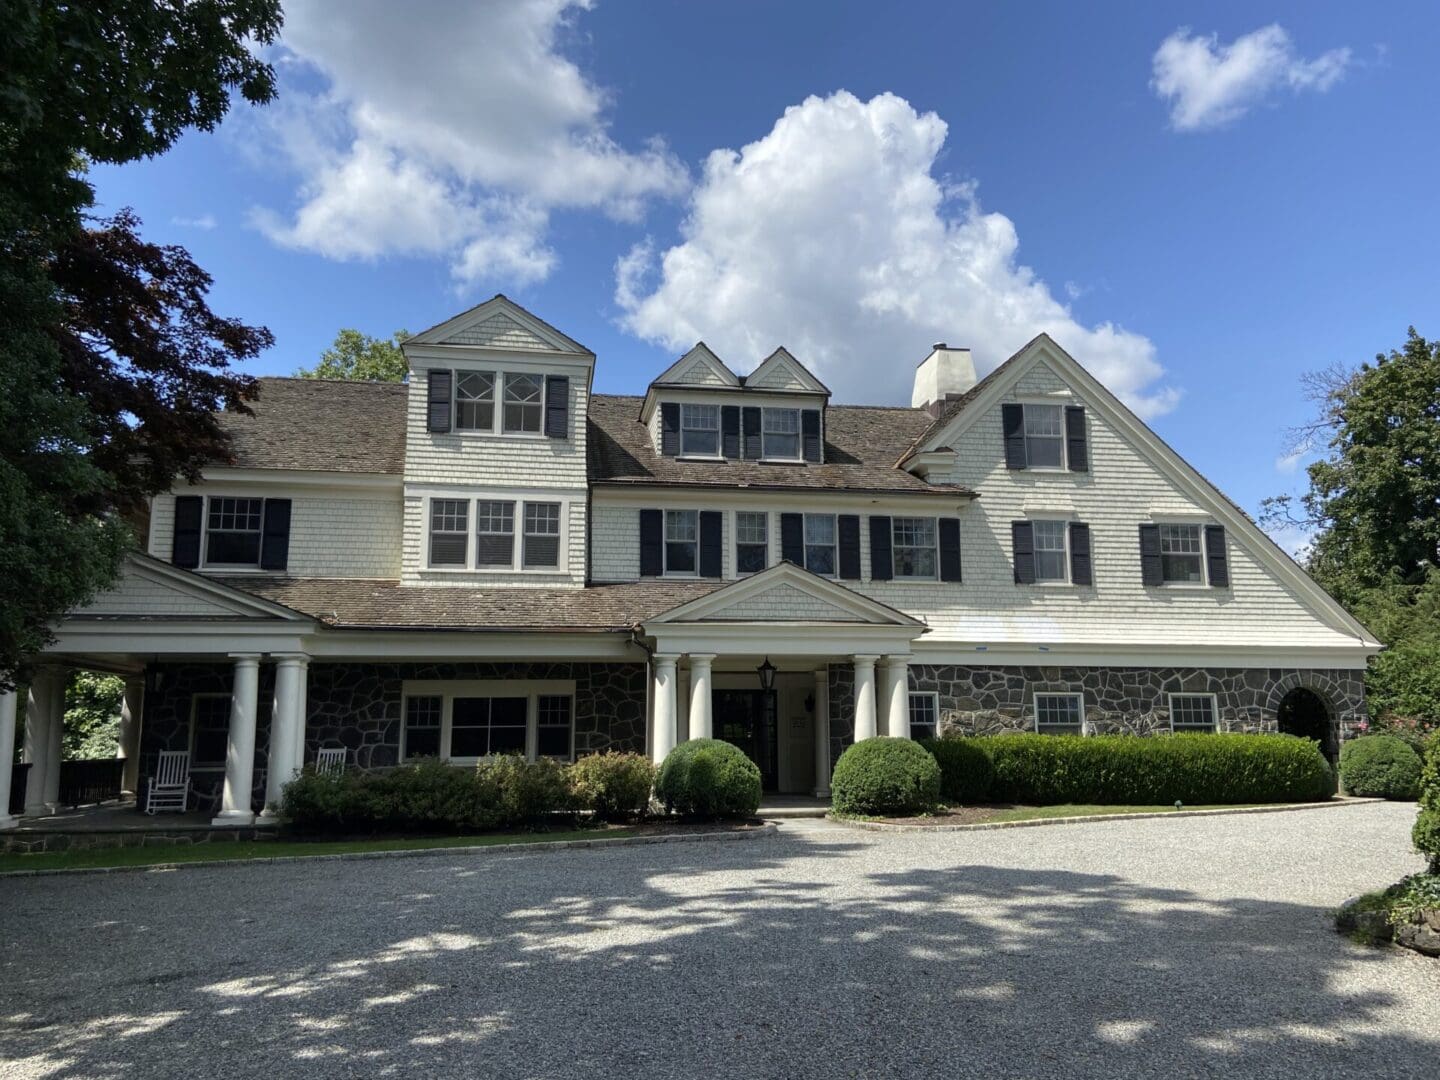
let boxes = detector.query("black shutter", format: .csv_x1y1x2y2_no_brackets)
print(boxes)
699,511,723,578
742,406,762,459
1002,403,1026,469
1065,406,1089,472
939,518,962,582
780,512,804,566
721,405,740,459
544,375,569,439
802,409,822,463
1139,524,1163,586
1205,525,1230,588
639,509,663,576
1011,521,1036,584
260,499,292,571
869,516,893,581
172,495,203,568
660,403,680,456
838,515,861,580
427,369,452,433
1069,522,1093,586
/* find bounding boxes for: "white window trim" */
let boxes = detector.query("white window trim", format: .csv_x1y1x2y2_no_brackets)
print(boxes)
1017,399,1068,472
803,512,838,578
1030,518,1071,586
1167,692,1219,733
401,679,577,763
200,494,267,571
733,509,770,577
453,370,497,434
448,367,550,440
1033,691,1086,735
678,403,723,460
663,508,701,578
1153,519,1209,588
908,691,940,738
423,494,571,575
189,693,231,771
761,407,803,462
892,516,940,582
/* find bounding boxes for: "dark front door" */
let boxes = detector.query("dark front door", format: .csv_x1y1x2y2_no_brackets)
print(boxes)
714,689,779,791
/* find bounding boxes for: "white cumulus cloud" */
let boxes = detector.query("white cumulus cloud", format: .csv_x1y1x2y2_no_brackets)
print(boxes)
616,91,1178,416
1151,24,1352,131
249,0,687,285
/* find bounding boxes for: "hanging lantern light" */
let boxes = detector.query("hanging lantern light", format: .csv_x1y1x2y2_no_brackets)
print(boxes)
756,656,777,692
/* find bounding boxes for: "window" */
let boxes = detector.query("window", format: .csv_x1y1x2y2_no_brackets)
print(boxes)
1033,520,1069,583
204,497,264,565
475,501,515,567
909,692,939,741
680,403,720,456
1023,404,1064,469
452,696,528,757
502,373,543,433
1035,692,1084,735
1169,694,1218,732
735,511,769,575
403,695,442,758
190,695,231,768
429,499,469,567
1159,524,1204,584
804,514,836,576
893,517,938,579
762,408,801,459
402,681,576,762
537,695,573,757
523,502,561,568
664,509,698,574
455,371,495,431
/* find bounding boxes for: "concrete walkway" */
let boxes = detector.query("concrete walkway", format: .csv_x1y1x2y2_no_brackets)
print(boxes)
0,801,1434,1078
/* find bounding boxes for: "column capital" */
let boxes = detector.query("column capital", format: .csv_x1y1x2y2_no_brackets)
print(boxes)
227,653,263,665
653,653,680,668
851,654,880,666
272,653,312,668
687,653,717,664
881,654,912,666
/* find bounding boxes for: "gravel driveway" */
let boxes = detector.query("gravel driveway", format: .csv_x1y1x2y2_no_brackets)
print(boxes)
2,802,1437,1079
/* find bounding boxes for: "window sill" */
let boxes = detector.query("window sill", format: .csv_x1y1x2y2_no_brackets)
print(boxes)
1151,581,1211,590
198,566,271,574
421,566,569,575
445,430,551,441
676,454,726,463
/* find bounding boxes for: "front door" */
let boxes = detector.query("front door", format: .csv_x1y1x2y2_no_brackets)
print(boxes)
714,689,779,791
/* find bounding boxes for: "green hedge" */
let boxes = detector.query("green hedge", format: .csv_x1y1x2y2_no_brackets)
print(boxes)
1339,734,1422,799
982,733,1334,805
568,751,656,821
655,739,762,818
1416,736,1440,872
918,736,995,803
832,737,941,816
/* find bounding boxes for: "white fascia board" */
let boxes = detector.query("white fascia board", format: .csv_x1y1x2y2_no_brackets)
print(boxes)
48,622,317,656
744,347,832,394
403,344,595,374
405,296,592,354
303,630,641,662
189,469,402,495
912,639,1378,670
123,554,314,621
648,623,923,657
592,487,974,513
639,383,825,426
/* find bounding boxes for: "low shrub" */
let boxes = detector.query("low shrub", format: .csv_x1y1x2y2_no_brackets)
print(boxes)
1339,734,1422,799
480,754,572,821
982,733,1334,805
655,739,762,818
918,736,995,804
831,737,941,817
1416,735,1440,871
568,751,656,821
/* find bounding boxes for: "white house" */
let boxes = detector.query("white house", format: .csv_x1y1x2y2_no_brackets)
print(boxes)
0,296,1380,826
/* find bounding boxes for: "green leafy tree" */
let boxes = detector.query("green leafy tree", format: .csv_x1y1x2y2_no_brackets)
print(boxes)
299,329,411,382
62,672,124,760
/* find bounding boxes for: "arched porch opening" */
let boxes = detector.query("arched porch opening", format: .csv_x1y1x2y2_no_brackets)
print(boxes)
1276,686,1338,763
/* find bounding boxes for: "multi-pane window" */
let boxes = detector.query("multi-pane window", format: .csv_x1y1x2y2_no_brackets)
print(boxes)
1169,694,1218,732
429,499,469,566
909,692,939,741
680,403,720,456
475,501,515,567
1033,520,1069,583
205,497,264,565
1023,404,1065,469
762,408,801,459
451,696,528,757
804,514,837,577
1035,693,1084,735
735,511,769,575
403,696,442,758
1159,524,1204,583
191,695,231,768
455,371,496,431
402,687,576,762
522,502,561,569
893,517,938,579
502,373,543,433
537,695,573,757
664,510,699,575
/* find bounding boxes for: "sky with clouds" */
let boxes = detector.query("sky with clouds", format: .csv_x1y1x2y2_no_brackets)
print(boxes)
90,1,1440,546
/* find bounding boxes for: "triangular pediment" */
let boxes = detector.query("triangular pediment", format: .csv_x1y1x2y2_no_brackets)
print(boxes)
651,343,740,388
745,347,829,394
70,554,310,623
644,563,922,627
406,296,591,355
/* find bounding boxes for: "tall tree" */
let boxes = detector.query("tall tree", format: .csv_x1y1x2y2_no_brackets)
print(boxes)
298,328,411,382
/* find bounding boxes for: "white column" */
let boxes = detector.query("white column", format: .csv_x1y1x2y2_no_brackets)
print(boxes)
290,658,309,771
652,654,679,764
22,676,53,816
117,677,144,796
689,654,715,740
213,654,261,826
677,666,691,745
812,667,831,798
261,655,308,819
42,670,64,811
853,655,879,742
882,656,911,739
0,689,18,829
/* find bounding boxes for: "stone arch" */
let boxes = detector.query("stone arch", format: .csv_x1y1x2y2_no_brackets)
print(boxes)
1267,674,1340,763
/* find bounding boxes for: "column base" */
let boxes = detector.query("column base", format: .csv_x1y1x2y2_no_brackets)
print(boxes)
22,804,51,818
256,806,284,823
211,810,256,827
811,786,830,800
0,814,18,831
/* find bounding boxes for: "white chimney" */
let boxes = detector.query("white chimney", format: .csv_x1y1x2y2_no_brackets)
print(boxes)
911,342,977,414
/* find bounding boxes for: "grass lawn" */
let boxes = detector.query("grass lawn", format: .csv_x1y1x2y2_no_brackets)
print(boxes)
0,829,635,874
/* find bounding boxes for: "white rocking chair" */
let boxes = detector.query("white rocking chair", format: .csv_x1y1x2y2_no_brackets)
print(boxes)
315,747,347,777
145,750,192,814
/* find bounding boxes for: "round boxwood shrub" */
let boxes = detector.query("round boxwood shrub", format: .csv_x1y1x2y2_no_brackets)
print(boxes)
656,739,762,819
1416,736,1440,872
1340,734,1422,799
831,737,941,817
917,736,995,803
568,751,656,821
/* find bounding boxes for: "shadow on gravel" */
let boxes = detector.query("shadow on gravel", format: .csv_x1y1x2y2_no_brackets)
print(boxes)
1,828,1434,1079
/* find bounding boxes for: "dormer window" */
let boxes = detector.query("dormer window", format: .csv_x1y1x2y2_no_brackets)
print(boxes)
680,404,720,456
503,373,543,434
455,371,495,431
762,408,801,460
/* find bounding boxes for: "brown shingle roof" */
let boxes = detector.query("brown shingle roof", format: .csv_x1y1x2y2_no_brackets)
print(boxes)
587,394,975,497
217,377,407,474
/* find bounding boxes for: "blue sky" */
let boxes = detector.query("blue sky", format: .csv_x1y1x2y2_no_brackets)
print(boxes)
91,2,1439,544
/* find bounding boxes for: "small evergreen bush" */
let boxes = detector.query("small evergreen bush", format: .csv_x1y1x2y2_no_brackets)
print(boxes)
655,739,762,818
831,737,941,817
1415,735,1440,872
918,736,995,803
568,751,656,821
1339,734,1422,799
